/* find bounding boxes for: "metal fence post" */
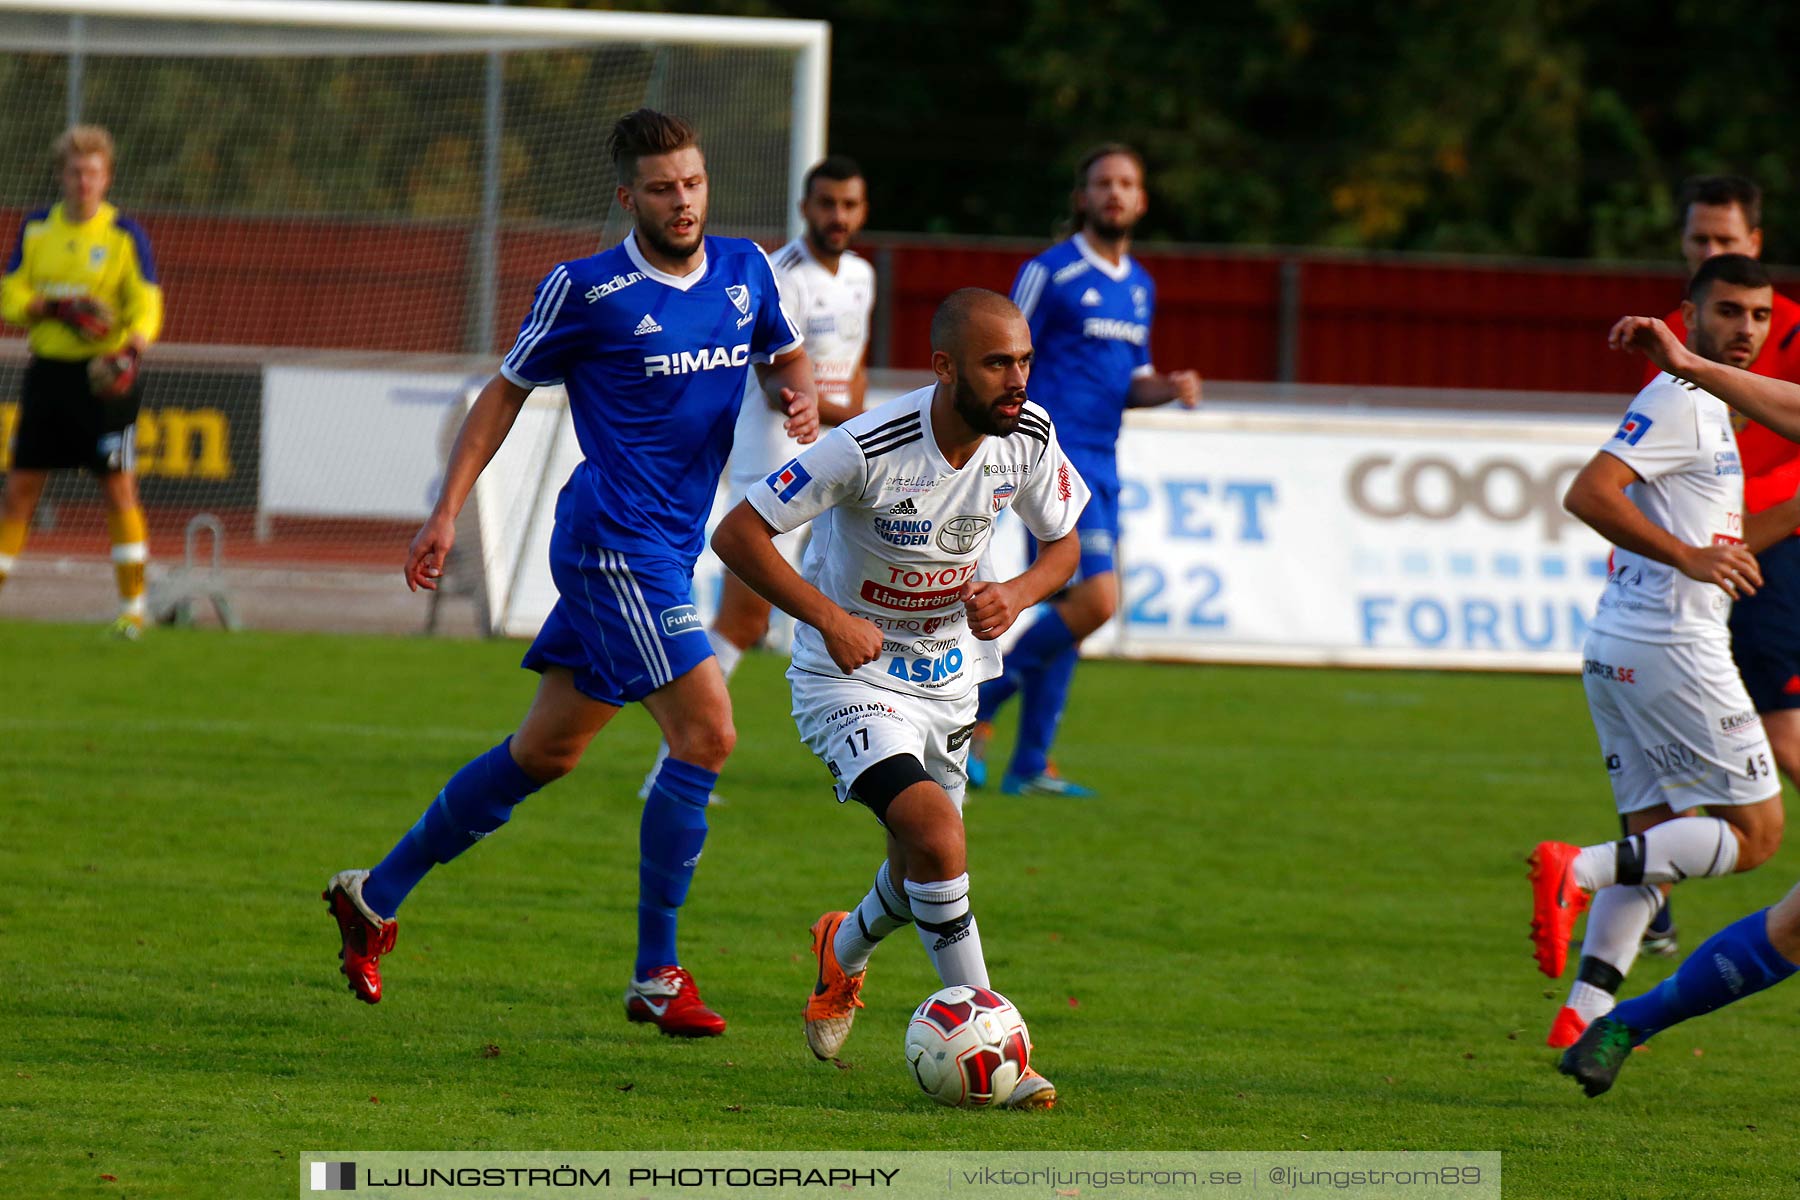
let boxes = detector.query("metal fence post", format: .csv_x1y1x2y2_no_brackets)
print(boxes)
1276,257,1302,384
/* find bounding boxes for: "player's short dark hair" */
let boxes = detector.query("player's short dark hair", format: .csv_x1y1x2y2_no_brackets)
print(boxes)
1069,142,1145,231
930,287,1021,354
1678,175,1762,230
609,108,701,185
803,155,863,197
1687,253,1772,302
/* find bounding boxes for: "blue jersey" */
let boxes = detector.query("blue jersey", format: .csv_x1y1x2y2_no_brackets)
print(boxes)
501,231,802,564
1010,233,1155,461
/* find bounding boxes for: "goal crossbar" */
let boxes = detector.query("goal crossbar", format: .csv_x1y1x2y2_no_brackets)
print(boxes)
0,0,829,49
0,0,829,238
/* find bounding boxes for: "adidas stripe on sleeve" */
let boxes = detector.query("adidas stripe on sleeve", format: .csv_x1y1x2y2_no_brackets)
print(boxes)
500,263,576,387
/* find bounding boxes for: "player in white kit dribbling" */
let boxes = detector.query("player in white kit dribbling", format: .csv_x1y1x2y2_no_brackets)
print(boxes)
641,157,875,799
713,288,1090,1109
1529,254,1788,1051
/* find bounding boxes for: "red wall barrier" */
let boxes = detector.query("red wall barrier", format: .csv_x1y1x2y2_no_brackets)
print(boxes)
1290,258,1680,392
1,207,1693,394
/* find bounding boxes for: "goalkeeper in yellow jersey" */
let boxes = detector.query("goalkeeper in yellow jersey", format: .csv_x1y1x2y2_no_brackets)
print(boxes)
0,125,164,637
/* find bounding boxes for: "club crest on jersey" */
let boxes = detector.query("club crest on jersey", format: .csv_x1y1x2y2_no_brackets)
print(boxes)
726,284,751,315
1132,285,1149,319
1614,411,1654,445
991,482,1017,511
767,458,813,503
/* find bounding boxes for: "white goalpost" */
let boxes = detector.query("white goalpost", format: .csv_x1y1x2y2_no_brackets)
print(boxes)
0,0,827,634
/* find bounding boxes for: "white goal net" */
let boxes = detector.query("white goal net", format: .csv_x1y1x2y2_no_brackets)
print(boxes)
0,0,824,633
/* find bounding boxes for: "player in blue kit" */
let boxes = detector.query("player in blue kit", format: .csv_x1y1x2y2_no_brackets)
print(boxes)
321,110,817,1037
970,144,1200,796
1559,884,1800,1097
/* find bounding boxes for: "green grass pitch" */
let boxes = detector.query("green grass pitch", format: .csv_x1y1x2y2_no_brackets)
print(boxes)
4,621,1799,1198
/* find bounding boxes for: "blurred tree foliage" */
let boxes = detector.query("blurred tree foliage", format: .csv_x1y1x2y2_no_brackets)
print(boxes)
712,0,1800,260
6,0,1797,260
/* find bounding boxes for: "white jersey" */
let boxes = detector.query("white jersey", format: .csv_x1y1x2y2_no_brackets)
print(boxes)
746,386,1090,700
1590,372,1744,644
730,238,875,487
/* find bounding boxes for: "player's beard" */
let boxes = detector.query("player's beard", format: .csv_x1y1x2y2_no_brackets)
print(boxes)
807,220,852,256
1083,211,1136,242
638,209,706,263
1692,323,1756,367
953,375,1024,437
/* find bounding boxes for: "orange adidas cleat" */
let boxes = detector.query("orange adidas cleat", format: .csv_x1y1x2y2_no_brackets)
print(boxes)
1529,841,1590,978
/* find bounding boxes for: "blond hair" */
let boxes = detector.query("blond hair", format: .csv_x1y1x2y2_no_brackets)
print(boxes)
54,124,115,170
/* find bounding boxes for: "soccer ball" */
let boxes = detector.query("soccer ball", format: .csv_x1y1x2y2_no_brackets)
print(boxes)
903,985,1031,1107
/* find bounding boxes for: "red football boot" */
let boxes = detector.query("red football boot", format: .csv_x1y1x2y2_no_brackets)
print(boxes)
323,869,397,1004
1545,1005,1589,1049
1528,841,1590,978
625,966,727,1037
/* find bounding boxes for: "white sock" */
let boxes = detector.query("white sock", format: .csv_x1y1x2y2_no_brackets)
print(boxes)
1572,817,1740,890
906,873,989,988
708,628,743,681
1566,884,1661,1021
640,630,747,798
835,860,912,975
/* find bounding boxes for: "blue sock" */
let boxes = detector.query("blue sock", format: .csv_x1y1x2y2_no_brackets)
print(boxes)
636,757,715,977
362,738,543,918
1011,642,1079,778
975,673,1018,723
977,610,1076,721
1648,898,1675,937
1612,908,1799,1042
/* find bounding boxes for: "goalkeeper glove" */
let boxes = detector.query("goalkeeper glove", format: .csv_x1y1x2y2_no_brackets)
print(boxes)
44,296,115,341
87,345,140,400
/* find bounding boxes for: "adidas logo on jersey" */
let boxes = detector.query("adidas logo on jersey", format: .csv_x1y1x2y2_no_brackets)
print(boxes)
635,314,663,336
1080,287,1103,307
888,498,919,515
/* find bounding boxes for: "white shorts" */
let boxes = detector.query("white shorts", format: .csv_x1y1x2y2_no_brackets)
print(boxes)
789,667,979,813
1582,630,1779,814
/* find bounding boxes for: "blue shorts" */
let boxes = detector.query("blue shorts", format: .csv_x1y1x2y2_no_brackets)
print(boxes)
1029,445,1116,584
1731,534,1800,712
521,524,713,707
